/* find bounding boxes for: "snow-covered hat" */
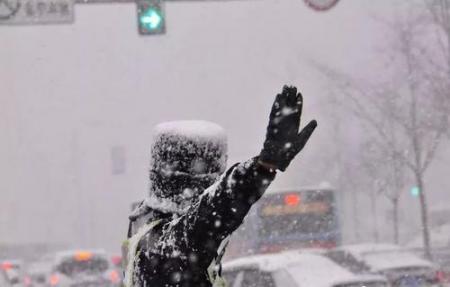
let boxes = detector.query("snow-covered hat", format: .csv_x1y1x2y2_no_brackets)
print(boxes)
150,120,227,174
148,120,228,203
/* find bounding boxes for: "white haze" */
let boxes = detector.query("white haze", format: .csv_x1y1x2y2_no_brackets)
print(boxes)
1,0,449,252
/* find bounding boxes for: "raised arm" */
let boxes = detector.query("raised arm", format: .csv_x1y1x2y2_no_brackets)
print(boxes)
164,86,317,265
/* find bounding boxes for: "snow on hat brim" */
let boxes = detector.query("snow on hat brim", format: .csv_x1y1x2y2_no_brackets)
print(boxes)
153,120,227,143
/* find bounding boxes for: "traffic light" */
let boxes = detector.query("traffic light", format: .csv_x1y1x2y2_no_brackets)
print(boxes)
137,0,165,35
410,186,421,197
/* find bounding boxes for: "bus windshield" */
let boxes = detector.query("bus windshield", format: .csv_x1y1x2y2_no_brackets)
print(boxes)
225,188,340,259
259,209,334,237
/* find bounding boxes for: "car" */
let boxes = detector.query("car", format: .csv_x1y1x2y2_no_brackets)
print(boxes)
326,243,443,287
430,249,450,285
1,260,23,286
406,224,450,285
222,251,389,287
23,261,53,287
40,250,121,287
405,247,450,286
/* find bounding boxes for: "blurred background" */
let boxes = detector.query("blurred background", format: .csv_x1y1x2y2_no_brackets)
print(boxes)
1,0,450,286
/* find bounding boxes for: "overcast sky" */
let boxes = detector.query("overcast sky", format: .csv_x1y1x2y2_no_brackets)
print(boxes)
1,0,449,252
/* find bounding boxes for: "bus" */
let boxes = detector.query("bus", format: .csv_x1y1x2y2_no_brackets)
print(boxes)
225,186,341,260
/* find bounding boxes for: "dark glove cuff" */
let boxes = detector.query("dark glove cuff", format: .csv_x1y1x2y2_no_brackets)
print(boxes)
259,149,289,172
251,160,276,185
255,158,277,175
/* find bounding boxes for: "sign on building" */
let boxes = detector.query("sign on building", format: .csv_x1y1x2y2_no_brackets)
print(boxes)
0,0,74,24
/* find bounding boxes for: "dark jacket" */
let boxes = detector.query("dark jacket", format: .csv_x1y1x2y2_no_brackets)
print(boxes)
127,158,276,287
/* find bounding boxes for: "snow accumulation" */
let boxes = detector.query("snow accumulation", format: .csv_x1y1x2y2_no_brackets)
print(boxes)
363,252,432,271
145,194,186,214
287,253,386,287
339,243,401,257
222,251,302,272
153,120,227,144
340,243,432,271
124,220,161,287
223,251,387,287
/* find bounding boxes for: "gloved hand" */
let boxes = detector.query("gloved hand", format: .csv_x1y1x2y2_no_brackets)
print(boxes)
259,86,317,172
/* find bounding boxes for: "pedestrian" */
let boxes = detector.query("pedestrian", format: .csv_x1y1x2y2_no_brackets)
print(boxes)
123,85,317,287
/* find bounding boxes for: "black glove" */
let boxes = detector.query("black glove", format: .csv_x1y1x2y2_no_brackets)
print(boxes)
259,86,317,172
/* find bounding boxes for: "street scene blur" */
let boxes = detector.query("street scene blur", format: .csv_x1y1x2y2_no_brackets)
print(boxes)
2,0,450,286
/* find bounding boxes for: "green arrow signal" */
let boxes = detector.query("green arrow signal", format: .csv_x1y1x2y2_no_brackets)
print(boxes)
140,8,163,31
410,186,420,197
137,0,165,35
